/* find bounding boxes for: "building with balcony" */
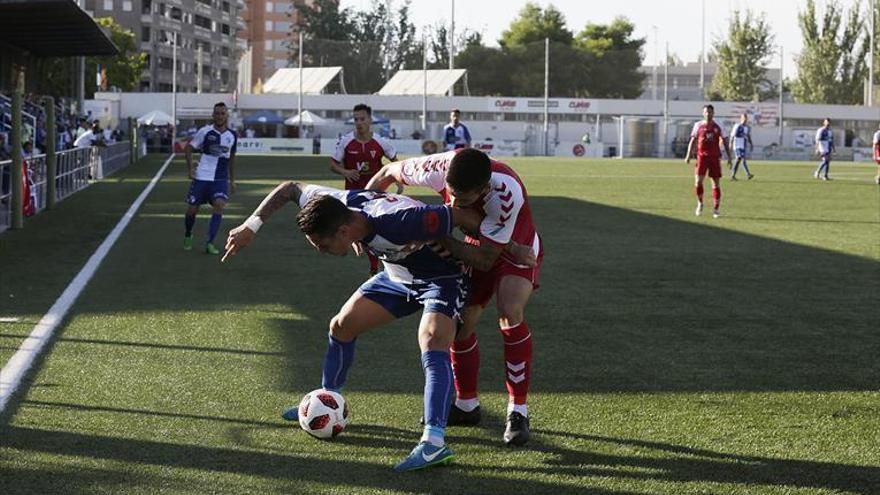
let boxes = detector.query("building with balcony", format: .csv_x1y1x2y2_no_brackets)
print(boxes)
83,0,243,93
239,0,313,92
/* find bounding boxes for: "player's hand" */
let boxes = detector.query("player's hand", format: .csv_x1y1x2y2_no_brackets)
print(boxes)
395,182,405,195
343,169,360,182
685,157,691,164
507,241,537,267
229,181,237,194
351,241,366,257
222,224,256,262
188,168,196,180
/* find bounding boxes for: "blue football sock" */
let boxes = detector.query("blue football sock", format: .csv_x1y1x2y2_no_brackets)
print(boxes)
184,213,196,236
321,335,356,392
207,213,222,243
421,350,453,430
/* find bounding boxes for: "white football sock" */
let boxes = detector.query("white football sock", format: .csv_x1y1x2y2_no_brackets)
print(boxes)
508,403,528,417
455,398,480,412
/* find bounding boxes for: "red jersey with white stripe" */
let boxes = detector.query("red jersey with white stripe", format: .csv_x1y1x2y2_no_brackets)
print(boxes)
690,120,726,161
399,150,541,267
332,132,397,189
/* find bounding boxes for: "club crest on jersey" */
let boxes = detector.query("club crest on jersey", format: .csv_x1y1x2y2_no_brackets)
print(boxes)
423,210,440,234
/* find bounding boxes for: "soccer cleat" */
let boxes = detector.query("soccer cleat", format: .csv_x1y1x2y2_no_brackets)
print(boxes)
747,174,755,180
503,411,530,446
280,405,299,421
393,442,454,472
183,235,193,251
205,243,220,255
730,176,738,181
712,209,721,218
695,203,704,216
419,404,481,427
822,176,831,181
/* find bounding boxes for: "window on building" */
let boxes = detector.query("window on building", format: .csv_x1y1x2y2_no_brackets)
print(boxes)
123,1,132,11
221,69,229,83
221,24,230,35
142,0,152,14
139,80,151,92
158,57,173,70
222,1,230,12
141,26,151,42
221,46,230,57
274,22,291,33
194,15,212,30
170,7,182,20
265,21,273,31
158,83,173,92
264,39,272,50
103,0,112,10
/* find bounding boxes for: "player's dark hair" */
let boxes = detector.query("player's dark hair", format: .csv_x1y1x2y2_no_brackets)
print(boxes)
297,195,354,238
447,148,491,192
214,102,227,109
704,104,714,111
824,118,831,124
353,103,372,116
451,108,461,115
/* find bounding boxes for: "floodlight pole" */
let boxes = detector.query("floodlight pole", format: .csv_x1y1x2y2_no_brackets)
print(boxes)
448,0,455,97
870,0,875,106
652,26,658,100
422,33,428,133
543,37,550,156
778,45,784,147
663,42,669,158
172,32,177,141
197,46,203,94
77,0,84,114
700,0,705,90
298,31,303,135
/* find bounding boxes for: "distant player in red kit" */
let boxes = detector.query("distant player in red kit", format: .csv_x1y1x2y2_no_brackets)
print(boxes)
686,104,732,218
330,103,398,274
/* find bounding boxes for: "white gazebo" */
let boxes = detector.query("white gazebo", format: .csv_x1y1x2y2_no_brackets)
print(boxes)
136,109,176,126
284,110,327,126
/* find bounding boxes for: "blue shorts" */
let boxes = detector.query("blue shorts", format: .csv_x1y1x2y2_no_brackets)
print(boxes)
359,271,468,321
186,179,228,206
735,148,747,159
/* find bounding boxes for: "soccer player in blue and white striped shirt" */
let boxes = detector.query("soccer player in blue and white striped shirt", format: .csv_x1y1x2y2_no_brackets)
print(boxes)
814,118,834,181
730,113,754,180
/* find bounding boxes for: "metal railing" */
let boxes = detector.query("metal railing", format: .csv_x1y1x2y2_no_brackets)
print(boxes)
0,142,138,233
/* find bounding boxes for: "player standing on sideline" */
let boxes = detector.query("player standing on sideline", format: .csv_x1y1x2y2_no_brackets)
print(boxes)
686,104,732,218
330,103,397,275
367,149,543,446
183,102,237,254
814,118,834,180
873,123,880,185
223,181,484,472
730,113,754,181
443,109,472,151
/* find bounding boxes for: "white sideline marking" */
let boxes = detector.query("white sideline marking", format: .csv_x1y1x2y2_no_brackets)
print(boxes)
0,154,176,413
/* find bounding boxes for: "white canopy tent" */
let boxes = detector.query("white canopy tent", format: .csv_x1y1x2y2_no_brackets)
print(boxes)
136,109,176,126
284,110,327,126
378,69,468,96
262,67,346,94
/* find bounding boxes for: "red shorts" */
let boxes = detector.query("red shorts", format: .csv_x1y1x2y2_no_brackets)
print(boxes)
696,156,722,179
467,251,544,308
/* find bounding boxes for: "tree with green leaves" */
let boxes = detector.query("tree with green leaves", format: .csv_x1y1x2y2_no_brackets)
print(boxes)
793,0,869,104
708,10,775,102
33,17,144,98
575,17,645,98
500,2,573,47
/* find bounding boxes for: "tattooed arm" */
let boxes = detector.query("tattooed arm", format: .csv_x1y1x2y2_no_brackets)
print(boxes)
222,181,304,262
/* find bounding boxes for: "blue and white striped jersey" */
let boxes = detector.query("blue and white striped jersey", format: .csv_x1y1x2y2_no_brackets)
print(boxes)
298,185,459,283
191,125,237,181
731,123,750,150
815,127,834,154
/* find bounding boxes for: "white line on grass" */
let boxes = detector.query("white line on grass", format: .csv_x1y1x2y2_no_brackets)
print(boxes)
0,154,176,413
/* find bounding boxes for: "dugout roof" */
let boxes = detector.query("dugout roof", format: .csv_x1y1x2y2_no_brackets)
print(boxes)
378,69,467,96
0,0,118,57
262,67,345,94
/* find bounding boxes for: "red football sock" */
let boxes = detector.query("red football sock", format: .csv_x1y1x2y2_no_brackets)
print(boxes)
712,186,721,209
450,333,480,400
695,184,704,203
368,253,379,273
501,321,532,405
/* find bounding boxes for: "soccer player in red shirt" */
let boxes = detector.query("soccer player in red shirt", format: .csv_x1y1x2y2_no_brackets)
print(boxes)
330,103,397,274
872,123,880,185
367,148,542,447
686,104,732,218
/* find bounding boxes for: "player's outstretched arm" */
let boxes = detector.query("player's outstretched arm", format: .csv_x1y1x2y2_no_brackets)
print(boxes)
222,181,304,262
438,234,504,272
685,137,695,164
365,161,403,191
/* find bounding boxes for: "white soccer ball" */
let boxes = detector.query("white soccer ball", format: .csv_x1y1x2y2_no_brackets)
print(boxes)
298,389,349,439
